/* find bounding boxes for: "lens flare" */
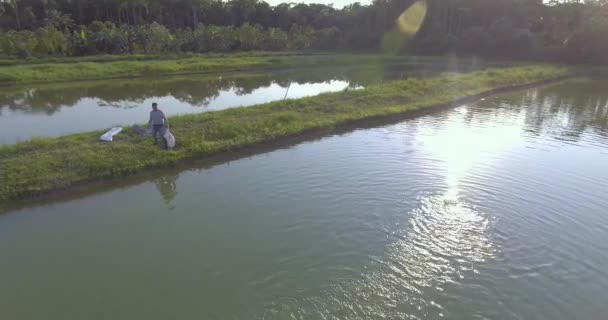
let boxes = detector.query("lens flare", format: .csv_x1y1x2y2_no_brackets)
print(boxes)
382,0,428,54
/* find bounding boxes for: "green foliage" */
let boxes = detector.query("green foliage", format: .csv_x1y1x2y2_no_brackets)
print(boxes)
314,27,342,50
32,26,70,56
1,0,608,63
287,24,315,50
203,25,237,51
562,14,608,64
236,23,263,50
0,26,69,57
44,10,75,32
0,20,346,57
130,23,174,54
0,30,36,58
0,64,571,202
0,53,393,84
262,28,288,51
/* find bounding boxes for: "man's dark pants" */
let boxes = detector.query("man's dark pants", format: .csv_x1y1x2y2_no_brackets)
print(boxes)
152,124,167,149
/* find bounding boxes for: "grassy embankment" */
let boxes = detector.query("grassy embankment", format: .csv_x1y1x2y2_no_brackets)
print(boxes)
0,65,571,202
0,51,304,66
0,53,451,85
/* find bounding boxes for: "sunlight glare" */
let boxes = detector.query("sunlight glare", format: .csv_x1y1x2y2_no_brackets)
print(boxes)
417,108,525,193
382,0,428,54
396,0,428,37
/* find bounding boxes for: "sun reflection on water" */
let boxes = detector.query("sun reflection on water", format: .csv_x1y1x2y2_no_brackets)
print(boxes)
417,105,525,192
261,105,526,319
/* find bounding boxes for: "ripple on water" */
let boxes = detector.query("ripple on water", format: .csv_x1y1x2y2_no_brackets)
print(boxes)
2,78,608,320
260,192,495,319
258,79,608,320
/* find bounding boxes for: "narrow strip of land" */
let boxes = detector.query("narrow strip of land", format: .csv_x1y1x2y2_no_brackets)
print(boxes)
0,65,571,202
0,53,439,85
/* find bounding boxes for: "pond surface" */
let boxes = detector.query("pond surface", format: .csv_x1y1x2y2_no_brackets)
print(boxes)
1,78,607,319
0,57,498,144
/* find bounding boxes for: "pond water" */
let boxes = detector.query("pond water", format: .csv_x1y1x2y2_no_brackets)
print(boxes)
1,78,607,319
0,57,500,144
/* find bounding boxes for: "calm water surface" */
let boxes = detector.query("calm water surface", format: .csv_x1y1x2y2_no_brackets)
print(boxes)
0,58,499,144
0,78,607,319
0,70,350,144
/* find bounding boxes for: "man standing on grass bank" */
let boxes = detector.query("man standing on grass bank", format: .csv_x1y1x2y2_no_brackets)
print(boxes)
149,102,169,149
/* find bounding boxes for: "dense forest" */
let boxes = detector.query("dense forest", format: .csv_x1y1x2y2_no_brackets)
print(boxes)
0,0,607,64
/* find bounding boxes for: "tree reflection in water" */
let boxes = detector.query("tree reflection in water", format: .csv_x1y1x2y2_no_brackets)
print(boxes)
0,60,493,115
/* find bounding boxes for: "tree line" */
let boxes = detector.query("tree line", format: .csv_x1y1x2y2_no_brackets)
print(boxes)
1,0,608,64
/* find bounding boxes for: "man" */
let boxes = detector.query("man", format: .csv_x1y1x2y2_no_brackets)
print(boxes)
149,102,169,148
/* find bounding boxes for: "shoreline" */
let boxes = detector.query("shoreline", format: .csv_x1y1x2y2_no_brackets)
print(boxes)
0,65,572,204
0,53,451,85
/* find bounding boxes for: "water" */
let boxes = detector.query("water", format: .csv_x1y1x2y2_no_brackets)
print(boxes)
0,57,501,144
1,78,607,319
0,70,351,144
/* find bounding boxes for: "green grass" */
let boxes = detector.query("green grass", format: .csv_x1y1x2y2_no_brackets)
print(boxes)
0,53,445,85
0,51,306,66
0,65,572,202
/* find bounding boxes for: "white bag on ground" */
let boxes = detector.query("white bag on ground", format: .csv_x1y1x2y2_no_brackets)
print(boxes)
100,127,122,142
163,128,176,149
